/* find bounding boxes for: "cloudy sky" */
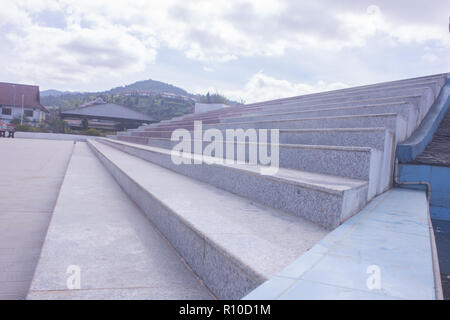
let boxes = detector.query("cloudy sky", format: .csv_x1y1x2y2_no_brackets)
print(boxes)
1,0,449,103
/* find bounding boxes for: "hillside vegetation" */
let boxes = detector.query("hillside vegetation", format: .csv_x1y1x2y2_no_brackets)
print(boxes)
41,79,237,121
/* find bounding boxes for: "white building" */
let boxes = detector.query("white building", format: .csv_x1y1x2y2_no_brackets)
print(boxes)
0,82,49,124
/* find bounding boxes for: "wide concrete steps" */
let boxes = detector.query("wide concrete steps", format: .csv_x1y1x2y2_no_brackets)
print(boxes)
129,113,406,143
247,75,445,107
114,136,381,196
220,102,418,135
96,138,368,228
87,139,328,299
124,127,391,149
118,126,395,196
27,142,213,300
175,91,427,127
164,76,444,123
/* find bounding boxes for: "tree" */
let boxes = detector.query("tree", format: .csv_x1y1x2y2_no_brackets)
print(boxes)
81,118,89,130
47,117,66,133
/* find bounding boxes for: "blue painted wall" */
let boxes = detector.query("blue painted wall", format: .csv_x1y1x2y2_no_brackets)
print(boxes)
398,164,450,221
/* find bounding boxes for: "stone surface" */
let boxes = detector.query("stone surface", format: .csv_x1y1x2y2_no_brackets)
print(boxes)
27,142,213,300
0,138,74,299
243,188,437,300
88,139,328,299
97,138,369,229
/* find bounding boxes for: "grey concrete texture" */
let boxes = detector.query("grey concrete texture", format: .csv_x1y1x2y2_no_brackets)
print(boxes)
95,138,369,229
14,132,98,141
201,113,408,143
87,139,328,299
120,137,376,181
248,77,445,108
122,127,389,149
189,75,445,116
244,188,437,300
0,138,74,299
129,128,393,196
27,142,213,300
177,95,419,124
134,113,407,145
160,75,445,133
179,83,437,125
219,102,419,136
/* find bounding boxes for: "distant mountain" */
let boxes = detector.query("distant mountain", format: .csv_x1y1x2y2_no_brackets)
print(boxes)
108,79,193,97
40,78,200,121
40,78,237,121
41,89,79,97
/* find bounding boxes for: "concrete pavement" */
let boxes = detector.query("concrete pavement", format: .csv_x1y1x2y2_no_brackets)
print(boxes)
0,138,74,299
27,142,213,299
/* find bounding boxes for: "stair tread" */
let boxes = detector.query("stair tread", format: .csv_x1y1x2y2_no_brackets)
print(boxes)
103,138,368,194
28,142,214,300
90,140,328,279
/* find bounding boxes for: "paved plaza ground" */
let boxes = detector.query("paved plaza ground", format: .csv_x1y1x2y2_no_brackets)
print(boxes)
0,138,212,299
0,138,74,299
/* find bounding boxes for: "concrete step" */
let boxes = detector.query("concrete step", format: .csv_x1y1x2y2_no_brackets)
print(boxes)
194,86,434,124
141,127,391,150
157,94,422,126
87,139,329,299
244,188,438,300
247,75,446,107
119,127,394,196
175,76,444,121
137,75,445,134
135,114,406,143
262,86,436,123
207,113,407,142
27,142,213,300
93,138,369,229
220,102,419,136
278,128,395,195
123,113,406,149
121,136,380,186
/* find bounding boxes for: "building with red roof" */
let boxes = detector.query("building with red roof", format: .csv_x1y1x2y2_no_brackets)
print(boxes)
0,82,49,124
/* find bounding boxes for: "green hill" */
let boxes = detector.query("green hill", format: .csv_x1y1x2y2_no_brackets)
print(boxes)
41,79,196,121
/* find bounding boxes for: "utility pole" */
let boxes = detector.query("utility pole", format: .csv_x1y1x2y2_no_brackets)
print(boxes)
21,94,24,124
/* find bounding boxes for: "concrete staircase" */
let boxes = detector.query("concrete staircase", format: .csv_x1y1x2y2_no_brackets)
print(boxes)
89,73,447,299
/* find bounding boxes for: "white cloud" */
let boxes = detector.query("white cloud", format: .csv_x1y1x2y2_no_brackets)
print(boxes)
225,72,349,103
0,0,448,94
203,66,214,72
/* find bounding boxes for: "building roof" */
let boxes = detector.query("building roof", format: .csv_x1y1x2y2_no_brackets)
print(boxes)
61,102,154,122
0,82,49,113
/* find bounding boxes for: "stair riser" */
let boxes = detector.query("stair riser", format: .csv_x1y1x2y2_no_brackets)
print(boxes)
122,137,376,181
178,97,412,125
168,77,444,127
135,114,405,142
220,103,418,136
279,129,395,194
148,85,436,130
205,115,407,143
121,130,391,198
256,87,434,119
98,139,368,229
88,141,264,299
165,98,412,126
127,115,405,150
139,128,390,149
